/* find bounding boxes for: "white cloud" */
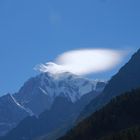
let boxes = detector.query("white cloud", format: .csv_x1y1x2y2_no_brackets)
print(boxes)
35,48,126,75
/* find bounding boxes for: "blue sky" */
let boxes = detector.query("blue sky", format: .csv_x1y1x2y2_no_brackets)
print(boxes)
0,0,140,95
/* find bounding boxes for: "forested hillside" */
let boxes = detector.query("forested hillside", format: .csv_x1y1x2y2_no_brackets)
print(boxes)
58,88,140,140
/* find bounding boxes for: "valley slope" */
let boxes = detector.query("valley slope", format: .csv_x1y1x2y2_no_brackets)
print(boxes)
58,88,140,140
79,49,140,120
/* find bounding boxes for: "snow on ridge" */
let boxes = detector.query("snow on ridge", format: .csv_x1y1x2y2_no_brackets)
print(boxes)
36,72,103,103
10,95,34,116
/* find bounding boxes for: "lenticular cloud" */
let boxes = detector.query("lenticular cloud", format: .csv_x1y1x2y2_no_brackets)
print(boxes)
35,49,125,75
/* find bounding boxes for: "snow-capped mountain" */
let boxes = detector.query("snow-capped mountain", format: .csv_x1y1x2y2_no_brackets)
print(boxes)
1,78,106,140
14,72,106,115
0,94,29,136
0,72,106,137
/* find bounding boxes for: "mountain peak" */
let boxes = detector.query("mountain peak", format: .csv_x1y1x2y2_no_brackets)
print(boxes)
40,71,80,81
14,72,106,115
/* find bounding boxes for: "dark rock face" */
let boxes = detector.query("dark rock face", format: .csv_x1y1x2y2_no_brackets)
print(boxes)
95,82,107,92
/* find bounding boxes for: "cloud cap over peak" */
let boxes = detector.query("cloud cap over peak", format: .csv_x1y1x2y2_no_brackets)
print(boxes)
35,48,126,75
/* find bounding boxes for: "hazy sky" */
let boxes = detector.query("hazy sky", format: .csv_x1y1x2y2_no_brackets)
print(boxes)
0,0,140,95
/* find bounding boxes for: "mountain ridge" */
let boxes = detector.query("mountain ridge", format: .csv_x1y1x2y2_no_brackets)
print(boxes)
78,48,140,120
0,71,106,137
0,94,29,136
